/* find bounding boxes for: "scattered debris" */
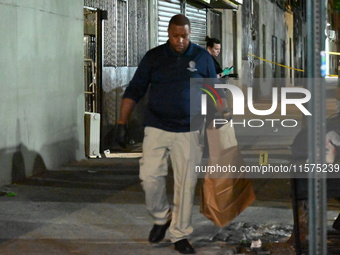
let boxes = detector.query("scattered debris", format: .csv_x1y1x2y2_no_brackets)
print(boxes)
212,222,292,245
208,222,294,254
250,239,262,249
0,191,17,197
103,149,110,157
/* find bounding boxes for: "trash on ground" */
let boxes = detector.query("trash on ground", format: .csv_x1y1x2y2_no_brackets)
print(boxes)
0,191,17,197
250,239,262,249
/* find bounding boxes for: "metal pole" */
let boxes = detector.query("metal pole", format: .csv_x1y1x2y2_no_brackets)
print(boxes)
306,0,327,254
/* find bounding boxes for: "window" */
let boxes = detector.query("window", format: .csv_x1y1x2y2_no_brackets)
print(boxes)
262,24,266,77
272,35,277,75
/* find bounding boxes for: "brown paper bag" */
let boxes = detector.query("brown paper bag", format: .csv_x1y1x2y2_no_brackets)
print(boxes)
200,122,256,227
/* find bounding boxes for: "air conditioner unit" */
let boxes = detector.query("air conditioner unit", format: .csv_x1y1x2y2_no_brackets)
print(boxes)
85,112,101,158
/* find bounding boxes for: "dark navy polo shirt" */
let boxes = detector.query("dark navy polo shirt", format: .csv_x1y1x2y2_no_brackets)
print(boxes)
123,41,223,132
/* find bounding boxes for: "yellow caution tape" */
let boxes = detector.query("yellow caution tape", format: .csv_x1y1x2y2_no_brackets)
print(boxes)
248,53,305,72
325,51,340,56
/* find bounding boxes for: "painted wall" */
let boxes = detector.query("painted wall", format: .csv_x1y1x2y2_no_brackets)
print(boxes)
0,0,85,185
239,0,293,99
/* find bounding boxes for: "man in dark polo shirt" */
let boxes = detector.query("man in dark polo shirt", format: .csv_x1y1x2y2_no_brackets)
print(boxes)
117,14,226,254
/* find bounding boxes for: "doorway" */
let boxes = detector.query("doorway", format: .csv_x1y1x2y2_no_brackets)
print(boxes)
208,10,222,65
83,7,106,157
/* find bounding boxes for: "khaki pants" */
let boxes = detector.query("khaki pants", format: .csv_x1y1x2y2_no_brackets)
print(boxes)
140,127,202,243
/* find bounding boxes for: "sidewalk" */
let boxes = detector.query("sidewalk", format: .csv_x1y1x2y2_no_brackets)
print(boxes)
1,93,340,254
1,158,340,255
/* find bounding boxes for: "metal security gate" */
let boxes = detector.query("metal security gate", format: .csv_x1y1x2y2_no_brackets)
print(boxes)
185,3,207,47
157,0,182,45
157,0,207,47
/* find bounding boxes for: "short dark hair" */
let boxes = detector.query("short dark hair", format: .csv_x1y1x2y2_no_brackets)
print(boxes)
206,36,221,48
168,14,191,29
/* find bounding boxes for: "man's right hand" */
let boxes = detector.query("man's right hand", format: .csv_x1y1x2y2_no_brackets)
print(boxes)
116,124,128,148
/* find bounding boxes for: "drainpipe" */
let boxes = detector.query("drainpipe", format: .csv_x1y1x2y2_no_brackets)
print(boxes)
232,9,238,74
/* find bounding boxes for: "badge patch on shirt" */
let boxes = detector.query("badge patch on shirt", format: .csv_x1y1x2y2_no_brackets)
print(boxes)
187,61,197,72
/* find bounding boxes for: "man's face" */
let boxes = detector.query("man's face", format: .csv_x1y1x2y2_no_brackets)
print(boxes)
168,24,191,55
